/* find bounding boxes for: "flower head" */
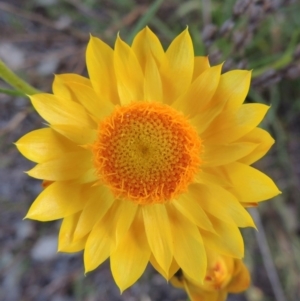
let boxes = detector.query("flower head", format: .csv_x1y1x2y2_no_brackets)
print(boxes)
171,251,251,301
16,27,280,291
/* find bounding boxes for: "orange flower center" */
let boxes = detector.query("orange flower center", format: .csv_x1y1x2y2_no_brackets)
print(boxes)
92,102,201,204
204,259,231,291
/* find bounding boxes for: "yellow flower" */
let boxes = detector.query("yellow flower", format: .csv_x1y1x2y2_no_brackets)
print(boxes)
170,251,251,301
16,27,280,291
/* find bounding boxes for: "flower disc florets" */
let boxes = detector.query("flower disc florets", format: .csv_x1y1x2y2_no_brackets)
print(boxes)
92,102,201,204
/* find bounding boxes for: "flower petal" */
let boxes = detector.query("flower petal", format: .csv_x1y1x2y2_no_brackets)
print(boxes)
110,208,151,292
227,259,251,293
194,168,231,188
64,82,115,121
73,185,114,240
172,64,222,116
203,103,270,144
15,128,75,163
144,54,163,102
189,104,224,135
192,56,210,81
150,256,179,280
58,212,87,252
51,124,97,145
27,151,92,181
25,181,84,221
189,183,255,228
161,28,194,104
200,216,244,258
173,193,215,233
202,142,258,167
132,27,165,72
169,259,180,279
53,74,92,100
114,35,144,105
167,204,207,284
86,36,119,104
183,279,226,301
222,71,252,112
142,204,173,276
31,93,95,128
237,128,275,165
75,168,98,184
222,162,281,203
84,218,112,273
191,70,251,135
84,199,137,273
114,200,138,245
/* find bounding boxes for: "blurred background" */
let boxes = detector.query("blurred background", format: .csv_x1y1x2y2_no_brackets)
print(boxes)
0,0,300,300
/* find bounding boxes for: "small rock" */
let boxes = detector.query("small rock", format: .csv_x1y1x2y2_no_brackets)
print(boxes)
55,15,72,30
36,57,60,76
0,43,25,70
15,220,35,240
31,235,58,261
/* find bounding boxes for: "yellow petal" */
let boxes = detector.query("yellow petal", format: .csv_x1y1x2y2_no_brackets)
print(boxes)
222,162,281,203
98,198,137,246
132,26,165,72
64,82,115,121
110,209,151,292
237,128,275,165
188,183,255,228
189,104,224,135
142,204,173,276
202,142,258,167
183,279,226,301
222,70,252,112
84,219,112,273
191,70,251,135
114,35,144,105
75,168,98,184
173,193,215,233
25,181,84,221
150,255,179,280
144,54,163,102
170,274,184,290
84,199,137,273
169,259,180,280
194,168,231,188
15,128,75,163
114,200,138,245
200,215,244,258
167,204,207,284
31,93,95,128
192,56,210,81
54,73,92,87
172,64,222,116
73,185,114,240
161,28,194,104
53,74,92,100
86,35,119,104
58,212,87,252
51,124,97,145
227,259,251,293
203,103,270,144
27,151,92,181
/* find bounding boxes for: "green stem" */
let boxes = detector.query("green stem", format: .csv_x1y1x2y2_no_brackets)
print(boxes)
0,59,40,95
0,87,28,97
